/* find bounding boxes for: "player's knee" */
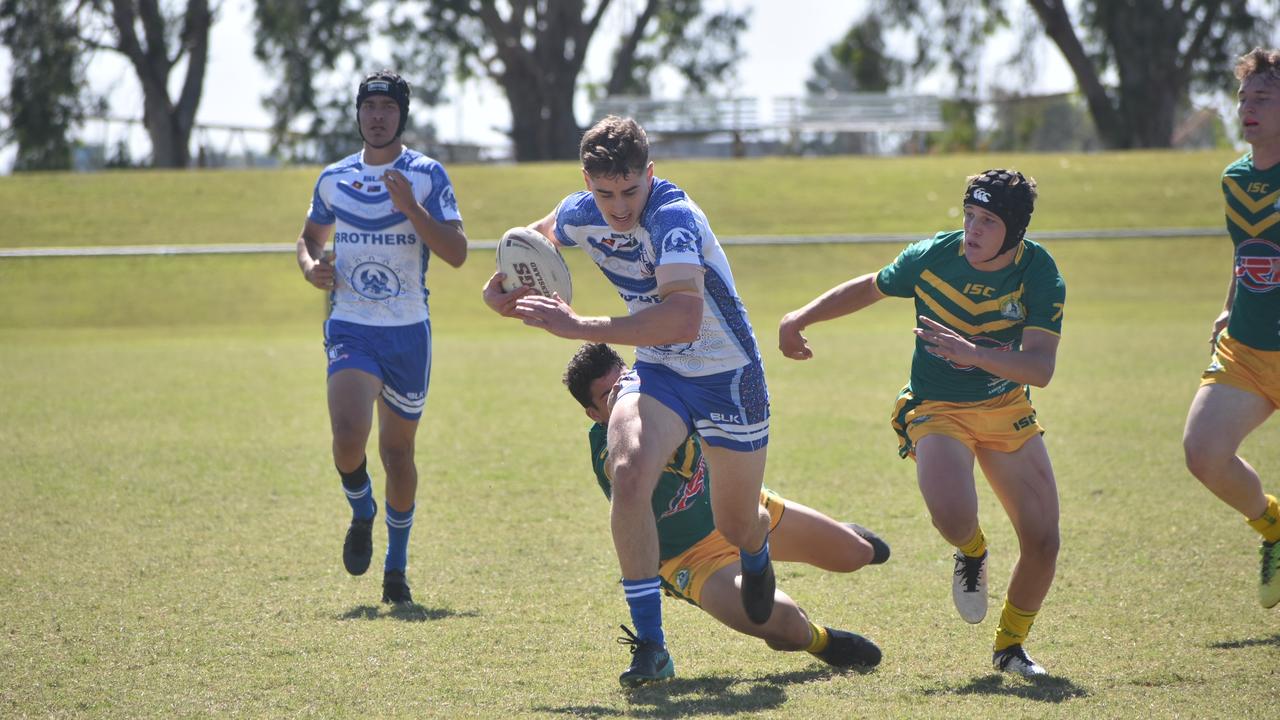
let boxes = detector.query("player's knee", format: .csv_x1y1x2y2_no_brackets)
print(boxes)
607,457,656,505
1183,435,1227,481
379,444,415,476
1022,527,1059,564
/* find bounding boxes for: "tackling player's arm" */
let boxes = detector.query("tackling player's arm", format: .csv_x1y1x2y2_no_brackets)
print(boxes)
779,272,886,360
382,168,467,268
915,317,1061,387
298,219,336,290
514,263,704,345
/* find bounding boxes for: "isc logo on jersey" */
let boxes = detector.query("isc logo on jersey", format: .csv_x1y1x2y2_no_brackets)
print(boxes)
1235,239,1280,293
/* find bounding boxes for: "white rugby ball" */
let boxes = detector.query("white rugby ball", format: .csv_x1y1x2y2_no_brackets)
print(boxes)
496,226,573,303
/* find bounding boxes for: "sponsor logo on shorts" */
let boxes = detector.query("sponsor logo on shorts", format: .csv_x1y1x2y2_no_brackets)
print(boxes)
909,414,931,425
1013,413,1037,431
327,344,349,366
675,569,691,592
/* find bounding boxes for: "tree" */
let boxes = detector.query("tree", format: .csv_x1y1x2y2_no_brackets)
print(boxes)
85,0,212,167
875,0,1278,149
806,15,905,95
0,0,87,170
251,0,749,162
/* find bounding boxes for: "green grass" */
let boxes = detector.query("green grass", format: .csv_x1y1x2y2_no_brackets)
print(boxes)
0,148,1241,248
2,155,1278,718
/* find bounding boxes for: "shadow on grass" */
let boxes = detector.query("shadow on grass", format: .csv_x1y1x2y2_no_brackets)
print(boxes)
1209,633,1280,650
535,667,861,718
337,603,477,622
921,673,1088,703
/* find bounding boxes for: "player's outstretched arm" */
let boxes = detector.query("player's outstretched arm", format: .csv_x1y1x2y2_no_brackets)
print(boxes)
297,220,335,290
779,272,885,360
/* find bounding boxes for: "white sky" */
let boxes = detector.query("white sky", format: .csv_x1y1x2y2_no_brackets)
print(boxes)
0,0,1077,168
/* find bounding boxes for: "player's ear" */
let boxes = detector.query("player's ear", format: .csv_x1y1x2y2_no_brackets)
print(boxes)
585,406,605,424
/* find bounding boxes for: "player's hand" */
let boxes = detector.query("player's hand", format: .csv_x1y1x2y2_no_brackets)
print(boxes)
304,252,336,290
778,311,813,360
1208,309,1230,351
482,271,533,317
914,315,978,365
514,293,581,338
382,169,417,215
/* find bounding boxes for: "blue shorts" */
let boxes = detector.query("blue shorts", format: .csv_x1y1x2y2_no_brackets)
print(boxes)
617,361,770,451
323,318,432,420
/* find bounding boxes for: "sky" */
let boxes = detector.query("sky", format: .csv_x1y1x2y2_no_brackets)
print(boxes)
0,0,1077,168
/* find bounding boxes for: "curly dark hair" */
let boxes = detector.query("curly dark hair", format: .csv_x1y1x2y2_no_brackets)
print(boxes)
1235,47,1280,83
563,343,624,409
580,116,649,179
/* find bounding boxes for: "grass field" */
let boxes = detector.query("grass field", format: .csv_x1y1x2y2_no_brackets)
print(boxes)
2,151,1278,718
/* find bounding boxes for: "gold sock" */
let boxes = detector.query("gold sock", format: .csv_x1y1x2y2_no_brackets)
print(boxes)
993,599,1038,652
957,527,987,558
805,622,830,654
1246,494,1280,544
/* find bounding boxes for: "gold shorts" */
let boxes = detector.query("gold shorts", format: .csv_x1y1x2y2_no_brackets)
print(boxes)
891,386,1043,459
659,490,786,607
1201,331,1280,408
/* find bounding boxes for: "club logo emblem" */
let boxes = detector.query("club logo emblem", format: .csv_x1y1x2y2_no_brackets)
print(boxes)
351,261,400,300
1235,239,1280,293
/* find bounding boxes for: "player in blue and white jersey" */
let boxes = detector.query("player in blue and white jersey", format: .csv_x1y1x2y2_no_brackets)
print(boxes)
296,70,467,605
483,116,777,685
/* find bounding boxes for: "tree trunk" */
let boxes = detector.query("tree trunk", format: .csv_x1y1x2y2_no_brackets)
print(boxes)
109,0,209,167
1026,0,1127,148
605,0,659,96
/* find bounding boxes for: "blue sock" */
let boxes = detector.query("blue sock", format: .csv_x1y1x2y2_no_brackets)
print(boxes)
384,502,414,572
740,537,771,574
622,577,665,647
339,459,375,521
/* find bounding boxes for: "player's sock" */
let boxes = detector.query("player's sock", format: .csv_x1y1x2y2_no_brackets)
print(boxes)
339,458,376,521
957,526,987,559
993,598,1038,652
383,502,414,572
622,577,665,647
804,622,830,654
1246,494,1280,544
740,537,771,574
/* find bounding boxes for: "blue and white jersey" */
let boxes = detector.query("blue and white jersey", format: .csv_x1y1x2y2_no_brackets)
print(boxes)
554,178,761,377
308,148,462,326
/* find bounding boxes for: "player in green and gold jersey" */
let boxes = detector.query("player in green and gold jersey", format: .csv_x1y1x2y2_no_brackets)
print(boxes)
779,169,1064,677
1183,47,1280,609
563,343,888,687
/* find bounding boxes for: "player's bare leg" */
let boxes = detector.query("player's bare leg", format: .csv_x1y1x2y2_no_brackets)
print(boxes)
377,399,420,604
915,434,988,624
328,369,382,576
703,444,775,623
768,500,880,571
1184,383,1280,607
698,565,881,668
979,435,1059,676
606,392,686,683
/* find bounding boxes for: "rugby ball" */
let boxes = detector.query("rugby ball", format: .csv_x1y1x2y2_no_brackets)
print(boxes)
496,226,573,303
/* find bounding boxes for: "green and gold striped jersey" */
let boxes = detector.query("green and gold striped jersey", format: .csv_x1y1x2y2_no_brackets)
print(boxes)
876,231,1066,402
589,423,715,561
1222,153,1280,350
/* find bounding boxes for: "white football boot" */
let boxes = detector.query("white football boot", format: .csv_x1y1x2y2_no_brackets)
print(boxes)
952,551,988,623
993,644,1047,677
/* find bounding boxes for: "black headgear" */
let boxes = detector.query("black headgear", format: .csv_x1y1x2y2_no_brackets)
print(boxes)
356,70,411,148
963,169,1036,258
